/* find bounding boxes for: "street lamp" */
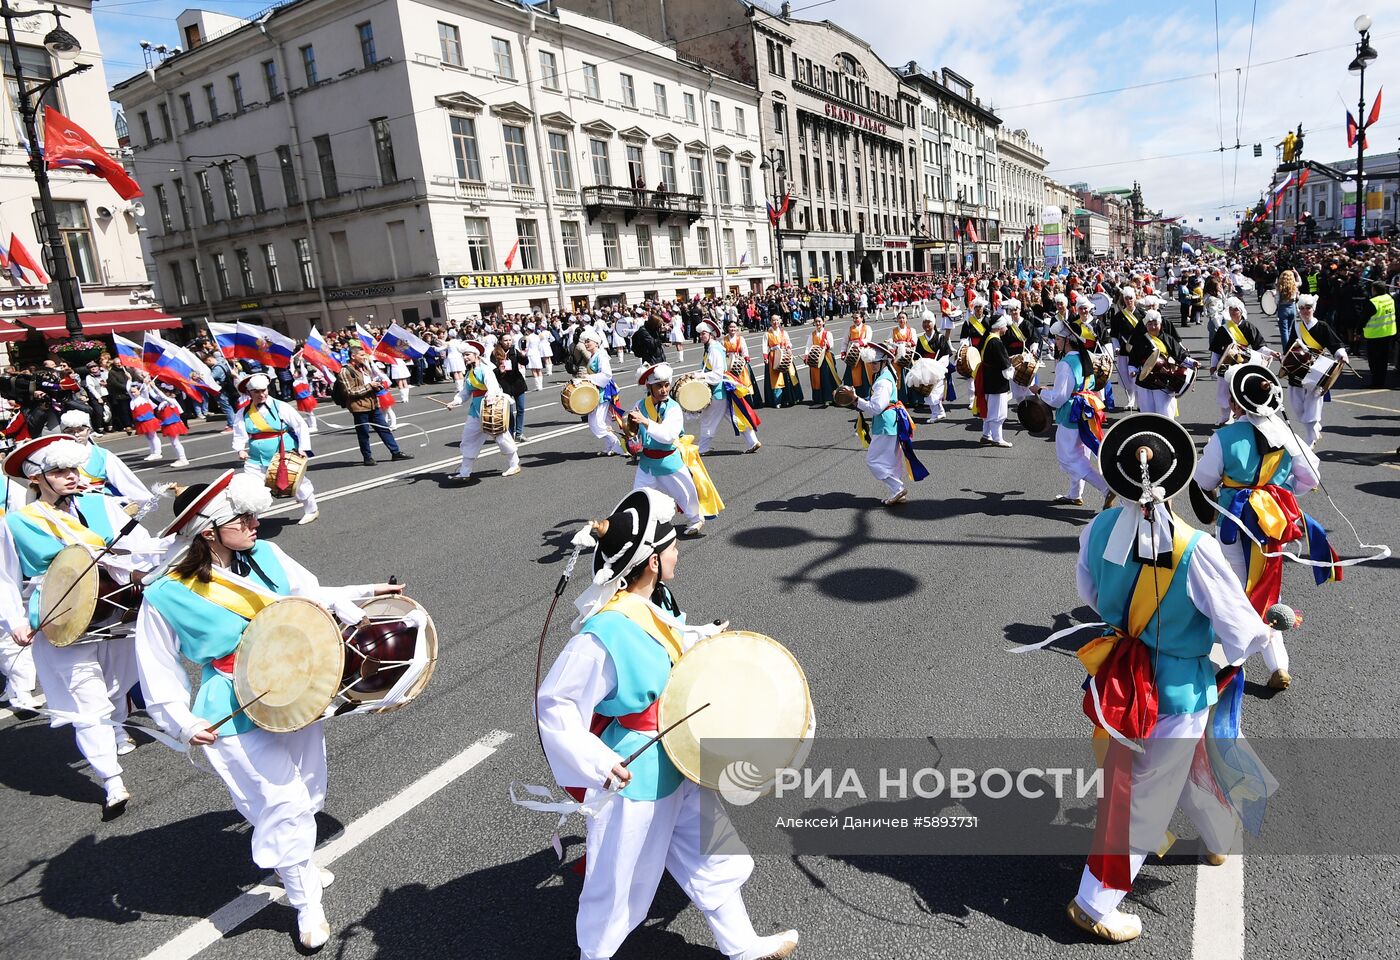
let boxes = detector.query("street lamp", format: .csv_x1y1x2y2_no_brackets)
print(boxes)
1349,13,1379,240
2,2,92,339
759,148,787,287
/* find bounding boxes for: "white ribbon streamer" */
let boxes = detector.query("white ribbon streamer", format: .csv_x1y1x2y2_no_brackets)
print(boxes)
508,780,622,859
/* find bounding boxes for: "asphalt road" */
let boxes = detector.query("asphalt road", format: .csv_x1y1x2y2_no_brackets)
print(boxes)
2,311,1397,960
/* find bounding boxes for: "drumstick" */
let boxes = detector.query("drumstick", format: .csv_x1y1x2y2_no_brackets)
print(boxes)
204,690,269,734
423,395,455,410
606,702,710,789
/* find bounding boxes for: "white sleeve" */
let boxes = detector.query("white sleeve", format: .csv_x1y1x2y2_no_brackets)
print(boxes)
588,352,613,388
536,631,623,790
280,401,312,451
95,501,167,581
645,400,684,444
855,373,894,416
1187,534,1275,664
1076,520,1099,610
1041,359,1076,409
1289,443,1321,494
703,344,725,385
134,602,205,743
274,542,375,624
102,452,154,503
452,376,473,406
0,522,27,636
231,408,249,453
1193,433,1224,491
481,365,503,399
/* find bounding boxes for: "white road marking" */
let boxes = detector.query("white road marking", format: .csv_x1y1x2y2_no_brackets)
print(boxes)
138,729,512,960
1190,855,1245,960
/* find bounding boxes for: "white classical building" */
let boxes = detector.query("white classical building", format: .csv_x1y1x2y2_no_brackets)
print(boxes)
109,0,773,335
0,0,165,359
997,127,1046,269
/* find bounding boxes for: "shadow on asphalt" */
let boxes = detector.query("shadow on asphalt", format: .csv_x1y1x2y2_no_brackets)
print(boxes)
536,519,590,565
1002,607,1101,657
0,721,101,805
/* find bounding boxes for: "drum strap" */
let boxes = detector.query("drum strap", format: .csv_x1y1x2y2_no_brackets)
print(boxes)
171,567,280,621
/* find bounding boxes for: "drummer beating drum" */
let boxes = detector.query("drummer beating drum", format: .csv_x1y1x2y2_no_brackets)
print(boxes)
134,470,405,951
232,373,320,525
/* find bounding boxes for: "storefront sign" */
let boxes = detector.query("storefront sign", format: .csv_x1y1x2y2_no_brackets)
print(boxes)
670,268,742,277
882,238,910,250
0,293,52,313
442,271,609,290
327,284,397,301
823,101,889,137
237,300,263,311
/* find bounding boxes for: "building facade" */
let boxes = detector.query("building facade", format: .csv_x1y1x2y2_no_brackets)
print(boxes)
996,127,1045,270
1073,208,1109,259
1274,150,1400,239
0,0,161,355
110,0,773,336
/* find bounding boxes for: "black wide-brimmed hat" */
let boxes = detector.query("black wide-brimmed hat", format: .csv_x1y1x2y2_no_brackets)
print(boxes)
591,488,678,584
1228,362,1284,417
1098,413,1197,503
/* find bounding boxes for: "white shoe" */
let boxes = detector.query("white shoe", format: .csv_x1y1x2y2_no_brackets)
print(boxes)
297,511,320,525
142,453,162,462
103,776,130,818
296,904,331,951
683,519,705,537
501,465,521,477
1067,901,1141,943
170,458,189,467
6,692,43,711
116,735,137,756
733,929,800,960
991,439,1013,448
882,489,909,506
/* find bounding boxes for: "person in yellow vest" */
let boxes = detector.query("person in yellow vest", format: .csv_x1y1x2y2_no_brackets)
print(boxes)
1361,280,1396,388
1284,294,1349,446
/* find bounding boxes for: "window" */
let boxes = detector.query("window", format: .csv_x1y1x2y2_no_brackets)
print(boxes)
710,100,722,130
583,63,600,99
244,156,266,213
2,44,60,126
560,220,583,268
203,82,218,117
689,155,704,199
219,162,241,217
621,73,636,107
772,103,785,135
447,116,483,182
357,22,377,67
169,261,188,305
463,217,491,271
515,219,541,269
722,228,736,265
653,82,667,115
314,134,339,197
625,145,644,188
735,107,746,136
589,138,611,186
492,37,514,79
601,223,621,268
50,201,97,284
548,132,573,190
503,125,530,185
746,229,758,265
195,170,216,222
659,150,677,192
739,164,753,206
261,243,282,292
154,184,173,231
236,248,256,294
372,117,398,184
683,92,696,123
262,59,279,99
190,258,205,300
668,225,684,265
635,224,653,268
138,110,153,144
697,226,712,265
438,23,463,66
229,73,244,112
539,50,559,90
276,145,299,203
295,237,314,289
173,177,189,225
715,161,730,205
212,252,232,299
300,44,317,85
179,93,196,129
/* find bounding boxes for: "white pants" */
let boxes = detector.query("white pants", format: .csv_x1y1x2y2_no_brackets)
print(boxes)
243,460,317,516
982,392,1009,442
456,415,520,478
32,631,138,781
1215,375,1233,422
588,405,623,456
1055,426,1109,499
924,379,946,420
632,467,702,526
1287,386,1323,446
1010,379,1033,403
1074,709,1241,921
0,633,36,700
1115,355,1138,409
1136,387,1176,418
867,434,904,497
578,780,757,960
697,401,757,454
204,722,327,871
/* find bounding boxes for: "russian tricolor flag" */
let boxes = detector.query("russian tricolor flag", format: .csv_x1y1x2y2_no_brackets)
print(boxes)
144,332,218,400
376,322,430,360
237,321,296,368
112,333,148,372
303,325,341,373
355,323,379,355
208,321,240,360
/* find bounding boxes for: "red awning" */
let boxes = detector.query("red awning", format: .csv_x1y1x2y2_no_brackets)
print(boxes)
0,308,184,342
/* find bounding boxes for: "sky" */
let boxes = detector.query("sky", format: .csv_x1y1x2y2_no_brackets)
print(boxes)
94,0,1400,238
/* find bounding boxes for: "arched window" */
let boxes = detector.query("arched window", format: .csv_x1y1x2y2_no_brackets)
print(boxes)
1317,200,1326,218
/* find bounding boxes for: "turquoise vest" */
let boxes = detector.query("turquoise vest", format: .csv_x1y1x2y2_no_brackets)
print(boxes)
466,365,490,418
581,608,682,801
1053,352,1087,429
242,401,298,469
82,445,113,492
1214,421,1293,511
636,397,683,476
142,541,292,736
701,343,726,399
5,494,118,627
1084,509,1217,715
871,367,898,436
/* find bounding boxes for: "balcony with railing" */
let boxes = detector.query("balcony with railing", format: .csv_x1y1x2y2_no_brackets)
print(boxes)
582,185,704,226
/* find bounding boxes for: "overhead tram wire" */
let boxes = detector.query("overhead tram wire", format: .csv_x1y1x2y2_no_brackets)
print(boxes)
1214,0,1227,209
1231,0,1259,205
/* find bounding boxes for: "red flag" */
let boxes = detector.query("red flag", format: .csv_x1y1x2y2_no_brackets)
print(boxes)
503,238,521,270
8,234,49,285
42,108,143,200
1296,168,1310,190
965,219,980,244
1367,87,1383,129
1346,111,1367,149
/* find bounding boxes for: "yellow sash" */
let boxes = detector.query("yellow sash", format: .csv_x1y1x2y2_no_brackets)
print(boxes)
1123,310,1140,329
467,368,486,391
1226,320,1248,347
678,436,724,517
1148,334,1169,355
245,403,280,434
21,502,107,550
172,565,281,620
599,590,685,664
968,316,986,336
1298,322,1324,352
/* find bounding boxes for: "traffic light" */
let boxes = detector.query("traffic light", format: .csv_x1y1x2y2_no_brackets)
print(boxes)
1253,143,1262,157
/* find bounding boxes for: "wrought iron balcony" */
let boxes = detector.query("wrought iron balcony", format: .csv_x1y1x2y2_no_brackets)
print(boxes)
582,185,705,226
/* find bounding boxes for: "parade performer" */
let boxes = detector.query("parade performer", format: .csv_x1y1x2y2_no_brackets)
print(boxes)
0,471,37,710
976,315,1014,448
535,488,798,960
803,317,840,408
1208,297,1269,426
764,316,804,408
61,410,153,503
722,322,761,399
1061,414,1278,944
1108,287,1143,412
840,342,928,505
291,353,320,434
890,311,918,406
152,381,192,468
842,312,875,398
129,374,175,464
0,435,169,817
135,469,403,951
1034,321,1108,506
960,297,990,411
1127,310,1192,419
446,340,521,481
1283,294,1348,447
580,329,626,458
628,364,721,537
915,312,953,421
1192,364,1329,691
1001,300,1039,403
695,322,761,456
232,374,319,525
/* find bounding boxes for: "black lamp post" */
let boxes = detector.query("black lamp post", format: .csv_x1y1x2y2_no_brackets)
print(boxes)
1349,13,1379,240
2,2,91,338
759,148,787,287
